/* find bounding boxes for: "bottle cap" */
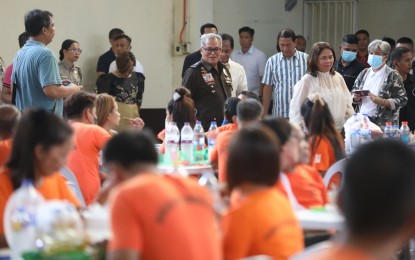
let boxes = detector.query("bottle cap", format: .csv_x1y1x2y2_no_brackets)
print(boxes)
386,122,392,126
403,121,408,125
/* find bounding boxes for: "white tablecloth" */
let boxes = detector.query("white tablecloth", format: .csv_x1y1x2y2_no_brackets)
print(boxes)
295,209,345,230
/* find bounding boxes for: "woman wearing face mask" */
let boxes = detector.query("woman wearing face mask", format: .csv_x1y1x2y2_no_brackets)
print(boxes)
290,42,354,131
352,40,407,129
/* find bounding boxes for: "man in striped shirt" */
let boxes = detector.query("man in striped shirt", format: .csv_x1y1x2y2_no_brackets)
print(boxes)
262,29,308,118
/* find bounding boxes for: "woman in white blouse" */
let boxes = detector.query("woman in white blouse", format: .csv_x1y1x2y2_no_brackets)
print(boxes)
290,42,353,131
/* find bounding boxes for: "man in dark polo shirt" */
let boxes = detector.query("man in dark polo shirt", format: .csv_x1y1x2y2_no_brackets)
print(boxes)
391,47,415,131
182,33,232,131
334,34,366,91
181,23,218,77
96,28,124,77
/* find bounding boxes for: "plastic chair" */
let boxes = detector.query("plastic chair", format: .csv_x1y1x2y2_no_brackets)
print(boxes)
60,166,86,208
323,159,347,189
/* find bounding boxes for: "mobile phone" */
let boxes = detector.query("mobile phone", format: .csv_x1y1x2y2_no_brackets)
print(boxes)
353,90,370,96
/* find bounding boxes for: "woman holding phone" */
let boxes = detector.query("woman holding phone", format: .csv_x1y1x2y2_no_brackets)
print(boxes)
352,39,407,129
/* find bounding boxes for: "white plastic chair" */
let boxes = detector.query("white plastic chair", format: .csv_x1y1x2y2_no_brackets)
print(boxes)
60,166,86,208
323,159,347,189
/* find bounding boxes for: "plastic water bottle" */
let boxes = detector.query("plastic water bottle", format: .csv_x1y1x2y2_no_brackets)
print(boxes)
384,122,393,139
221,119,228,126
393,124,401,141
198,172,225,215
180,122,194,162
207,121,219,156
165,122,180,164
4,179,45,260
400,121,411,144
193,121,205,162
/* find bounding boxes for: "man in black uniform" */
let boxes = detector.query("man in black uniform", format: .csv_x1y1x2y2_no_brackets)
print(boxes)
334,34,366,92
391,47,415,131
181,23,218,77
182,33,232,131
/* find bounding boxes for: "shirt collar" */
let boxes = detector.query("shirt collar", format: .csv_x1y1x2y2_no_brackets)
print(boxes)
237,45,255,54
278,50,299,62
201,58,223,73
60,59,74,70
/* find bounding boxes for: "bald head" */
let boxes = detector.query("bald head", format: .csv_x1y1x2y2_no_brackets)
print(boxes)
0,105,21,140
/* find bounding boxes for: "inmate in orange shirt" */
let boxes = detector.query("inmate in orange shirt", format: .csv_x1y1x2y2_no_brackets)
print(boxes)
309,135,344,188
210,130,236,183
66,122,111,205
298,243,374,260
276,164,328,209
108,173,221,260
0,139,12,167
222,188,304,260
0,168,80,234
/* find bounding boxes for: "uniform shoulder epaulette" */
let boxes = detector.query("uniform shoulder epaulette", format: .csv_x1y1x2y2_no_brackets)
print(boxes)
190,61,202,69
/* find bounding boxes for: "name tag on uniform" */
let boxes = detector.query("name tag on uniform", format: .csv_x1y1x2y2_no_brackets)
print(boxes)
314,154,321,164
202,73,215,83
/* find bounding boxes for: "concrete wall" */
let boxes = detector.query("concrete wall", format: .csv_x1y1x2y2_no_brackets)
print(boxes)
1,0,415,109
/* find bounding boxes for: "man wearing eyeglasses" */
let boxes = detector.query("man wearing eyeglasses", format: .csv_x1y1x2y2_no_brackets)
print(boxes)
182,33,233,131
12,9,81,116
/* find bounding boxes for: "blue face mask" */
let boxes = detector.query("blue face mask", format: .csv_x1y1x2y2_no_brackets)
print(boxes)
341,50,357,63
368,54,384,69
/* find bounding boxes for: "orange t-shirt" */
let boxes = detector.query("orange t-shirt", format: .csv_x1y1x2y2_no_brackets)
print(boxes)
276,164,328,209
210,130,236,183
0,168,80,234
309,135,344,188
298,244,374,260
222,188,304,260
0,139,12,167
108,173,221,260
66,122,111,205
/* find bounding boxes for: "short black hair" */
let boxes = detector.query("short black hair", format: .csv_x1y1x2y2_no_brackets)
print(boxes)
342,34,359,45
355,29,370,38
200,23,217,35
260,117,292,145
18,32,29,48
220,33,234,49
390,47,412,66
239,91,259,101
278,28,296,42
227,125,280,190
24,9,53,36
342,140,415,238
103,131,158,169
296,35,306,41
397,37,414,49
239,26,255,38
109,28,124,40
382,37,396,49
114,34,132,45
63,92,96,120
224,97,240,123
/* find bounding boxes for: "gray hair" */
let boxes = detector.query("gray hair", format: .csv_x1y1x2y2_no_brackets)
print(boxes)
368,39,391,56
237,99,263,123
200,33,222,48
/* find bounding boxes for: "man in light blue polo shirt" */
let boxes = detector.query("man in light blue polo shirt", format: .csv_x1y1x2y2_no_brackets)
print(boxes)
12,9,81,115
231,26,267,96
262,29,308,118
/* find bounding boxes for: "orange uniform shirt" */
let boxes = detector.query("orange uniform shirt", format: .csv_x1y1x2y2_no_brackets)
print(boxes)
210,130,236,183
66,122,111,205
0,168,80,234
309,135,344,188
0,139,12,167
299,244,374,260
276,164,328,208
222,188,304,260
108,173,221,260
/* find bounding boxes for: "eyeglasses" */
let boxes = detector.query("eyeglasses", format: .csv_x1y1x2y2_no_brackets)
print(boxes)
203,47,222,54
68,48,82,54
